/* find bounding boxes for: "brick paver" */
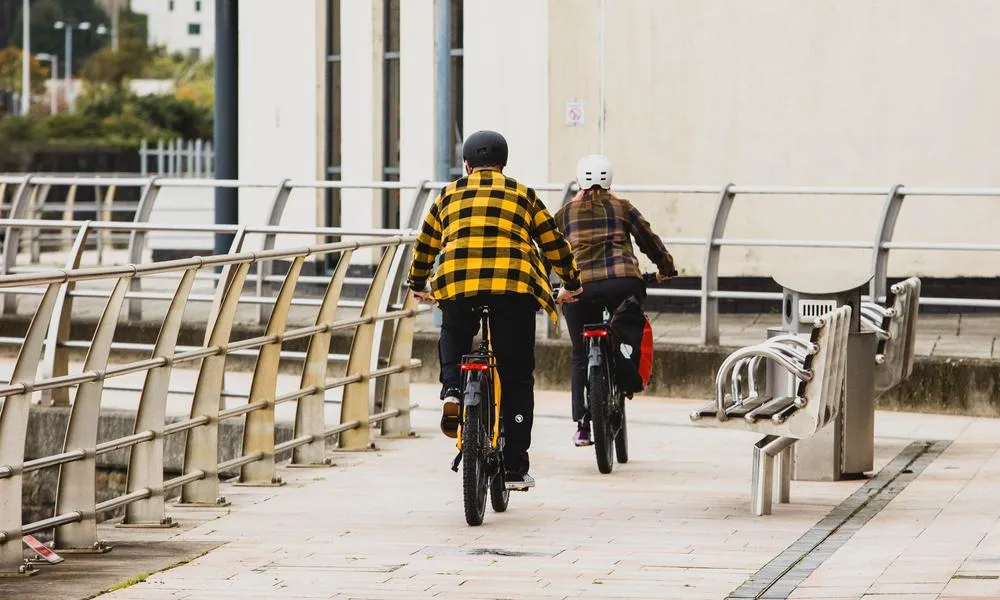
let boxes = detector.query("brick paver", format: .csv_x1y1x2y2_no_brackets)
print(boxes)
75,382,1000,600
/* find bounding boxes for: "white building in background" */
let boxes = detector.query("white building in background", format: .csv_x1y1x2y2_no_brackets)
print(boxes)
130,0,214,59
238,0,1000,278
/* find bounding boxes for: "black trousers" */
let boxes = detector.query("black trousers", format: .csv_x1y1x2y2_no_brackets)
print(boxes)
561,277,646,422
438,293,538,475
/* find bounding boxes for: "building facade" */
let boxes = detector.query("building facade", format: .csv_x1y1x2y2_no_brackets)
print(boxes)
131,0,214,58
238,0,1000,278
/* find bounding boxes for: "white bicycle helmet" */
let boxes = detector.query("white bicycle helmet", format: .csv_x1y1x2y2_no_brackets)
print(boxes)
575,154,613,190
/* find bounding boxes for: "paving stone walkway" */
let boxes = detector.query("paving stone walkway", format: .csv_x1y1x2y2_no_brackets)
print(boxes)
30,381,1000,600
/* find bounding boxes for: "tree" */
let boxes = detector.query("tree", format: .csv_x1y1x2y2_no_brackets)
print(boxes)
80,38,150,87
11,0,111,77
0,46,48,94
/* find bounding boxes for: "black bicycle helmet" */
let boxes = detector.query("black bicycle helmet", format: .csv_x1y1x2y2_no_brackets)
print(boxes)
462,130,508,168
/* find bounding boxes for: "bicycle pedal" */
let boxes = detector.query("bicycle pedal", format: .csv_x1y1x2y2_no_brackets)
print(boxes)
450,452,462,472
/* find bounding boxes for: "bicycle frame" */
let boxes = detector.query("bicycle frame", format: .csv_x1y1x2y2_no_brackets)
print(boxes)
456,309,503,453
583,324,617,393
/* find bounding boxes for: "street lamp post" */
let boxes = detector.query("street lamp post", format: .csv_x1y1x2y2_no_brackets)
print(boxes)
35,53,58,115
21,0,30,115
53,20,91,113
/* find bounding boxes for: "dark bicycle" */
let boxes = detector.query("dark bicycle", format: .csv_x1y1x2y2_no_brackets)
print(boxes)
450,306,509,526
581,273,662,474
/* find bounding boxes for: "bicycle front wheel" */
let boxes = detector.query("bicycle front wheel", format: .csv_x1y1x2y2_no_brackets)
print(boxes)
588,363,614,474
462,379,489,526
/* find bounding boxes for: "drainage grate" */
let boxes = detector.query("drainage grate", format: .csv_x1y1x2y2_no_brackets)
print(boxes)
727,440,950,600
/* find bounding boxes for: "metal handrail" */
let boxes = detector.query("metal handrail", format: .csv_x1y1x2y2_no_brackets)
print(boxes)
6,174,1000,342
0,223,422,576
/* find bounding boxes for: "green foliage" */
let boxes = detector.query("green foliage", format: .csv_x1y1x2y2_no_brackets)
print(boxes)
0,46,48,94
80,39,152,87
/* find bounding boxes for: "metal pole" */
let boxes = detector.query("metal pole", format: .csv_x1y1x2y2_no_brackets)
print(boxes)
66,27,73,112
111,0,120,51
49,55,57,115
213,0,239,256
434,0,451,182
21,0,30,116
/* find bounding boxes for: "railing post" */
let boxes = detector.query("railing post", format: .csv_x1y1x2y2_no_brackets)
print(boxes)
122,268,198,527
39,224,92,406
379,290,419,437
257,179,293,324
339,243,399,450
293,247,355,465
180,261,251,506
1,174,36,315
700,184,735,345
54,274,133,552
870,184,906,303
28,184,46,264
240,255,305,485
126,177,161,321
140,138,148,177
0,283,62,576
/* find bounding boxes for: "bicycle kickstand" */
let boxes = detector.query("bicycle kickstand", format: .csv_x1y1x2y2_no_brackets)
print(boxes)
451,452,462,472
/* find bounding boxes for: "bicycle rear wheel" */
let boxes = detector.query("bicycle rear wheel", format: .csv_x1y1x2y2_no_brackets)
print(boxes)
588,362,614,474
462,377,489,526
614,395,629,464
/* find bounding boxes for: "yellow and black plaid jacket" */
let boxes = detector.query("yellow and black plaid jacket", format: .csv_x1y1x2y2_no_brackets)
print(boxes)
408,170,581,321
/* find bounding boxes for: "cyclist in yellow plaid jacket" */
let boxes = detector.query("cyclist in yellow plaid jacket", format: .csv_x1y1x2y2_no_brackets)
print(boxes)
408,130,582,490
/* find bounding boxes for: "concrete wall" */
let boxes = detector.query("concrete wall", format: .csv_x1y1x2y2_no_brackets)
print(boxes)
233,0,1000,279
548,0,1000,278
238,0,326,250
463,0,553,207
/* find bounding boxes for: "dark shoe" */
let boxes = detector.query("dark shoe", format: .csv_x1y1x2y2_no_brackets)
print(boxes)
440,389,461,439
505,472,535,491
573,422,593,447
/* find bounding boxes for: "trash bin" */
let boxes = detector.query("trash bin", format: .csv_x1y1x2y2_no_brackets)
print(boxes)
766,268,878,482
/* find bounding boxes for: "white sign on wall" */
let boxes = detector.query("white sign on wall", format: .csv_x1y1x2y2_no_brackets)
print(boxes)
565,100,585,126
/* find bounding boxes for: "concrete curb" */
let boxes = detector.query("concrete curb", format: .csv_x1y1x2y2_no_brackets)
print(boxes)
2,316,997,417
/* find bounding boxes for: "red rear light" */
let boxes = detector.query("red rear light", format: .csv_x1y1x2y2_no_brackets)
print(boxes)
461,363,490,371
582,329,608,338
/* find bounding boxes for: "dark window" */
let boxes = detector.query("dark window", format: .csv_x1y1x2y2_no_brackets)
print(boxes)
188,23,201,35
195,0,202,11
324,0,343,265
168,0,175,11
382,0,401,228
449,0,464,176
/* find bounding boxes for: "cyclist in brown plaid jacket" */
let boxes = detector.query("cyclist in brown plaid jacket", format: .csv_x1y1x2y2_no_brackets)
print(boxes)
555,154,677,447
408,130,582,490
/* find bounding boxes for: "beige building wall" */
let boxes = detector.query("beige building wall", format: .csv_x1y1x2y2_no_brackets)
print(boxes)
548,0,1000,278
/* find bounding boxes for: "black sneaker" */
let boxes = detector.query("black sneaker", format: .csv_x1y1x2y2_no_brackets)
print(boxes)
505,472,535,491
440,388,461,439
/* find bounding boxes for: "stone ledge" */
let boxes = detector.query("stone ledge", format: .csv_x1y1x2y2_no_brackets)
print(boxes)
1,316,996,417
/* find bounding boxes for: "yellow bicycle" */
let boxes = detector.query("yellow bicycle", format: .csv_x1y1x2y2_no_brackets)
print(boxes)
450,305,508,526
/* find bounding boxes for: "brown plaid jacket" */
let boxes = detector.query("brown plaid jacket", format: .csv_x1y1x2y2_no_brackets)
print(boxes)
554,190,675,284
408,170,581,321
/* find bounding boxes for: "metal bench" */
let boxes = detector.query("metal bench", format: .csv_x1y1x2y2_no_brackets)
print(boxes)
860,277,921,395
690,305,852,515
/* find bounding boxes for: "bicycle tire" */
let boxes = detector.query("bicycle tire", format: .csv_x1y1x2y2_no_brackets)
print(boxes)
614,395,629,464
490,467,509,512
462,378,489,526
488,375,509,512
588,362,614,474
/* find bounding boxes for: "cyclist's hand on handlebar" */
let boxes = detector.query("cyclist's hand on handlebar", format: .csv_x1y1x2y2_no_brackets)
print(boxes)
555,286,583,305
656,272,673,282
412,288,433,302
